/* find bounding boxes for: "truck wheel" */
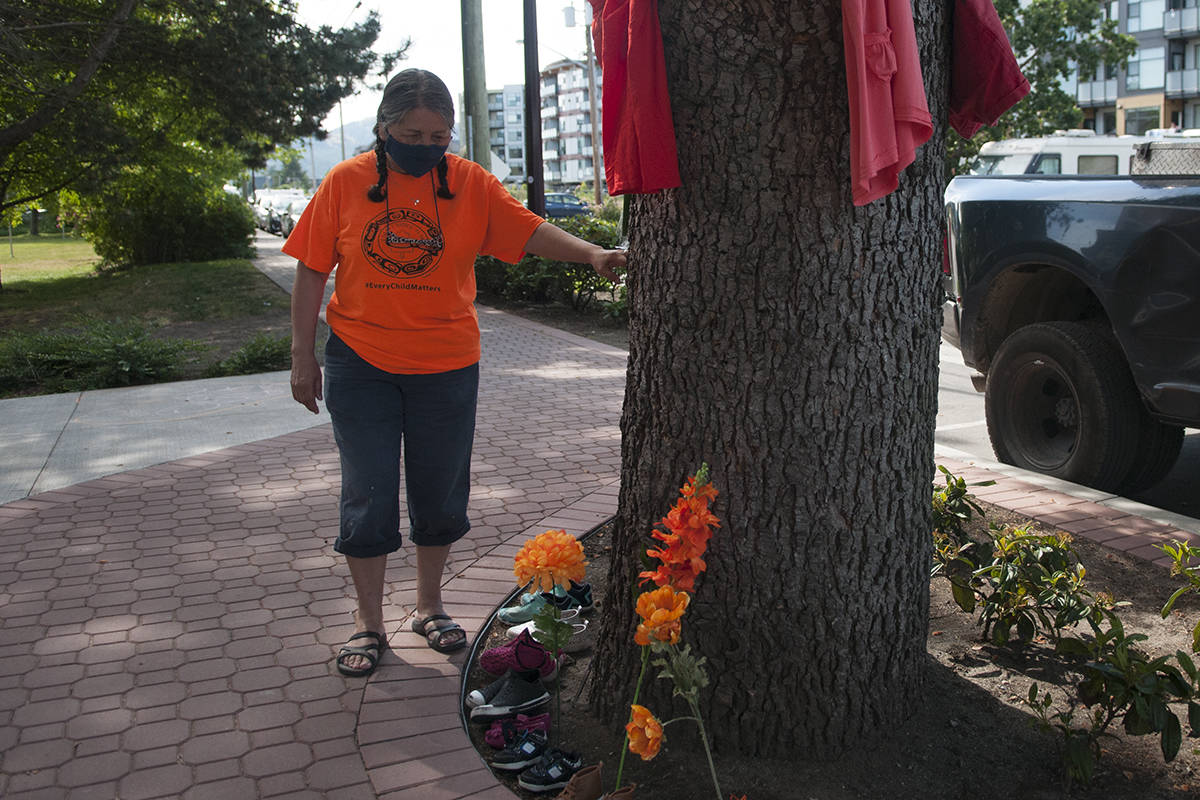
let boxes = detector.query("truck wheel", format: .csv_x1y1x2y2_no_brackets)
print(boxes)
1121,416,1184,493
985,322,1142,492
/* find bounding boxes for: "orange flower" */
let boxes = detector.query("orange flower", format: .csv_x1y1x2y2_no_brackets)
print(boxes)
626,704,663,760
513,529,587,593
634,585,690,646
680,475,719,504
639,487,720,591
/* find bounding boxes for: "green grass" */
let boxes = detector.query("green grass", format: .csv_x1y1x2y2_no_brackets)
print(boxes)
1,236,286,329
0,234,298,397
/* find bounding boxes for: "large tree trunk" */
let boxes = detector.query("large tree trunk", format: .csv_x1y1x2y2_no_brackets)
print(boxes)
591,0,948,759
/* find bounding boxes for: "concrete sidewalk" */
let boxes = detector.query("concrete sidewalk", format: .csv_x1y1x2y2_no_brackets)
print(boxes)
0,232,1197,799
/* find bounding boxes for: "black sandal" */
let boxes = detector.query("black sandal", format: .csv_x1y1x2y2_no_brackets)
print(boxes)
411,614,467,653
335,630,385,677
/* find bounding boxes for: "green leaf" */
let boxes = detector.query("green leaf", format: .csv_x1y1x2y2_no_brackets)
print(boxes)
1163,712,1183,761
951,581,977,613
1177,651,1198,680
1193,619,1200,654
1162,586,1190,618
1188,701,1200,734
1065,733,1095,784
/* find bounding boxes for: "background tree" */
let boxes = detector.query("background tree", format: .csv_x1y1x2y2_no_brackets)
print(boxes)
0,0,407,215
269,147,311,191
589,0,947,758
947,0,1137,173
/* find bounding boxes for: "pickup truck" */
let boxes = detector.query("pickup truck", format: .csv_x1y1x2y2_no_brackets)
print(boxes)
942,174,1200,492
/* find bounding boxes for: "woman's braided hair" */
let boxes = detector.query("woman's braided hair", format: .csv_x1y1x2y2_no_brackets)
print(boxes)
367,69,456,202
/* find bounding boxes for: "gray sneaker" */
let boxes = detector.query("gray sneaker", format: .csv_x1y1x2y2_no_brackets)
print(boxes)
468,671,549,721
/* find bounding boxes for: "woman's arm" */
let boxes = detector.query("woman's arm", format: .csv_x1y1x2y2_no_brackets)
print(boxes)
523,221,627,282
290,262,330,414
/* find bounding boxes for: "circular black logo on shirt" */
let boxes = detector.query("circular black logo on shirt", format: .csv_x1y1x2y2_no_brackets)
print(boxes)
361,208,445,279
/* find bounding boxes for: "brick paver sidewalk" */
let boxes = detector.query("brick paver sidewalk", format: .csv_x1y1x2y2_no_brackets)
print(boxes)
2,233,1197,798
0,308,624,800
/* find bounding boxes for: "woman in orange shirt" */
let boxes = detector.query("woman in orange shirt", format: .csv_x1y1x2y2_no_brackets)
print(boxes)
285,69,625,677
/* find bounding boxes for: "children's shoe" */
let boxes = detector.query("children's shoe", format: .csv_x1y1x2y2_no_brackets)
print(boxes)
552,762,602,799
518,748,583,793
485,712,551,749
468,671,550,722
506,614,586,641
604,785,637,799
497,593,551,625
468,668,539,709
480,629,557,678
547,580,595,613
491,729,549,772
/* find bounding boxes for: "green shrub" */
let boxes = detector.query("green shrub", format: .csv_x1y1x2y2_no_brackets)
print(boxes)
474,215,622,310
207,333,291,377
0,318,205,395
72,166,254,266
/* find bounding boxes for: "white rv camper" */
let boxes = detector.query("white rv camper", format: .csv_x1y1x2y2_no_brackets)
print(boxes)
965,129,1197,176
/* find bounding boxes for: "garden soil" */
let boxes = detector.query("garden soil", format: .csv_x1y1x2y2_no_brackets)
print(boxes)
465,508,1200,800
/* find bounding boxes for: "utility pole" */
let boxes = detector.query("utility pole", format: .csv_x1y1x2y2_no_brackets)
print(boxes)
523,0,545,217
461,0,490,168
583,7,602,205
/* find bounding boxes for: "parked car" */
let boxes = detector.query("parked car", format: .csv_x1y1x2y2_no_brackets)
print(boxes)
251,196,273,231
942,171,1200,493
266,194,303,235
544,193,590,218
280,197,310,238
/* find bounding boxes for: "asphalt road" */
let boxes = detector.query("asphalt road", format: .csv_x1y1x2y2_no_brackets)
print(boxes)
935,342,1200,521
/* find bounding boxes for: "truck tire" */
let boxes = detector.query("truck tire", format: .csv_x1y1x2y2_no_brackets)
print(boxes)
985,322,1142,492
1121,416,1184,493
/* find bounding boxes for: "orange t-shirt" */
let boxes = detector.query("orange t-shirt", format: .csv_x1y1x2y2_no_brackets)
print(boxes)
282,152,544,373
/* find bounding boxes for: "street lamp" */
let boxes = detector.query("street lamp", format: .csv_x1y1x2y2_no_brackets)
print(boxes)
563,4,602,206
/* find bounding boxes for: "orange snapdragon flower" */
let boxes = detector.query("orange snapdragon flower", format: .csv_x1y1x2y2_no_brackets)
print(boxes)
626,704,663,760
634,585,690,646
639,478,720,591
513,529,587,593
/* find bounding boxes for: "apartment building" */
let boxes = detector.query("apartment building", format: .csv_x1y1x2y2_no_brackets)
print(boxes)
487,84,527,182
484,59,603,192
1076,0,1200,133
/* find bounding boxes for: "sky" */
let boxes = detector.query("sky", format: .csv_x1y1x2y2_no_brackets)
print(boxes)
293,1,594,131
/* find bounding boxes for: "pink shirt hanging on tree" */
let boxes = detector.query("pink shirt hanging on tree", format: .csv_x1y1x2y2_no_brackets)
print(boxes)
841,0,934,206
589,0,682,195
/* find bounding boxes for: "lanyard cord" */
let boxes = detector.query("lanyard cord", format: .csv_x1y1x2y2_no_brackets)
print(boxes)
384,169,443,246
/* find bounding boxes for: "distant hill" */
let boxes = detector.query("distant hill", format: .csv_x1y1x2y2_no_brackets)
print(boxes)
303,116,378,178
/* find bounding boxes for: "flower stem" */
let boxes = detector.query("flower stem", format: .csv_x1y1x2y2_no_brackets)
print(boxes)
686,696,723,800
614,645,649,792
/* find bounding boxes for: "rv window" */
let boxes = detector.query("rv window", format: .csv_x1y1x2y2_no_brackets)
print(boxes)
1078,155,1118,174
1030,154,1062,174
967,154,1032,175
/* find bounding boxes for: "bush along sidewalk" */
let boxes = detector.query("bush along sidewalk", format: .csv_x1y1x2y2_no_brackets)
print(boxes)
475,216,624,315
931,466,1200,791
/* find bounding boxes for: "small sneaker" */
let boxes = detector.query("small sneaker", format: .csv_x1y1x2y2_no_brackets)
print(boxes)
552,762,601,799
497,593,551,625
547,580,595,613
518,748,583,793
498,581,595,624
506,614,587,641
491,729,549,772
467,668,539,709
468,671,550,722
480,629,557,678
485,712,551,749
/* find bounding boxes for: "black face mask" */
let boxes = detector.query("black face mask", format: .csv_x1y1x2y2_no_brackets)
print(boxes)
385,135,447,177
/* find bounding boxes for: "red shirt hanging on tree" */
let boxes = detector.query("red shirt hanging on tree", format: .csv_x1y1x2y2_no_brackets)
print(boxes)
589,0,682,195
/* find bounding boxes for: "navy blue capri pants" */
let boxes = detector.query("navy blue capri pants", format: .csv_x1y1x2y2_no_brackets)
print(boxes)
323,332,477,558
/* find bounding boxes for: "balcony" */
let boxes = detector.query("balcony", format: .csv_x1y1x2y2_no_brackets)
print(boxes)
1165,7,1200,36
1167,68,1200,96
1077,79,1118,106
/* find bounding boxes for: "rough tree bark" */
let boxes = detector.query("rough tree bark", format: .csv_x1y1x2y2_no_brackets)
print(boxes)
590,0,949,759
